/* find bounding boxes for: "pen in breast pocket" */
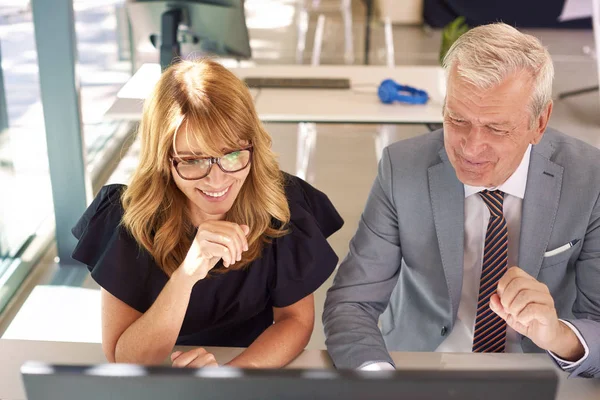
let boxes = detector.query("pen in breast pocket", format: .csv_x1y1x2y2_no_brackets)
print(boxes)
544,239,580,257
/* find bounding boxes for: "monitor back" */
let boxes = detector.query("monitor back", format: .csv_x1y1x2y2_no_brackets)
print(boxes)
21,362,558,400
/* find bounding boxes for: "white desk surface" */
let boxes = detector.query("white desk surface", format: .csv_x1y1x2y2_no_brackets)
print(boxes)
104,63,445,124
1,339,599,400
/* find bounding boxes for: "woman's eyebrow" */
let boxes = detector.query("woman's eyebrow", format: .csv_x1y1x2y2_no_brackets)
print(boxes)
175,147,239,156
174,150,207,156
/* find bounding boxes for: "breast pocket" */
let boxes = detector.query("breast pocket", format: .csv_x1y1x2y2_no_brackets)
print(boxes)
541,240,580,269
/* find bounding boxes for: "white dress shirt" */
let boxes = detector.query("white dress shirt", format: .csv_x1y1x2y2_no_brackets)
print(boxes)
361,145,589,371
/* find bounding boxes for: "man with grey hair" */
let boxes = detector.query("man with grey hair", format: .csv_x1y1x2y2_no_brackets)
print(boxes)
323,22,600,378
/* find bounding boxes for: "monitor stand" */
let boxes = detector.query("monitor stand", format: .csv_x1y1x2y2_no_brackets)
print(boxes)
160,8,183,71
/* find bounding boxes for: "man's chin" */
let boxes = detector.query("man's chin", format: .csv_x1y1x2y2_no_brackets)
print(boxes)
456,171,489,187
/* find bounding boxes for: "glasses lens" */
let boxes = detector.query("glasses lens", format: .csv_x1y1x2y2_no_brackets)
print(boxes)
220,149,251,172
177,158,211,179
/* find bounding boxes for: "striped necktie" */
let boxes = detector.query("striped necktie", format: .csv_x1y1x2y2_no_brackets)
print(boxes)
472,190,508,353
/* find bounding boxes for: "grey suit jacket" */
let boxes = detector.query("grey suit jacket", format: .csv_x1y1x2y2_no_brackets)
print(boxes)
323,128,600,378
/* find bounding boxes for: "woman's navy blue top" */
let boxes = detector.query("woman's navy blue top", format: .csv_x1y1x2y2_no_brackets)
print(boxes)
71,174,343,347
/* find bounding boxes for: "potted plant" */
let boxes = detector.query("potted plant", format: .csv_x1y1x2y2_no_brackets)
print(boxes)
439,16,469,64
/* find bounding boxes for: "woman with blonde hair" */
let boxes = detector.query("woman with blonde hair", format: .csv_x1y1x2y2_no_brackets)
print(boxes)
71,59,343,368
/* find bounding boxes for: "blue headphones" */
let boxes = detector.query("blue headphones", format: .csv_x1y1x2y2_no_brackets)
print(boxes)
378,79,429,105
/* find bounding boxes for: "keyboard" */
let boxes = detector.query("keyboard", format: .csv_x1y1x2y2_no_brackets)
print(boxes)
243,77,351,89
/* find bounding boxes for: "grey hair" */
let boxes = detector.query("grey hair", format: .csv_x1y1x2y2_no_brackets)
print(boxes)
442,22,554,126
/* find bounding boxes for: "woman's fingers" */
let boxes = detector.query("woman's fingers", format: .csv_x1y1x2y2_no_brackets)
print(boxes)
186,352,218,368
170,351,183,362
196,231,238,266
172,348,218,368
229,223,249,254
221,223,249,260
214,226,243,262
240,224,250,237
199,241,233,268
172,348,203,368
196,222,250,264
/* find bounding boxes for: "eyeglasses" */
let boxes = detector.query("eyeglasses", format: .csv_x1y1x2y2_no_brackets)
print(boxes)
171,146,253,180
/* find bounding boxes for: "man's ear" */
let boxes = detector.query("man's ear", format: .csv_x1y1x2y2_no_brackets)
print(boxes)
531,101,553,145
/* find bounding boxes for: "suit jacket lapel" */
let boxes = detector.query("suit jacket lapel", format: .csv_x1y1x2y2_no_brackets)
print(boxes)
518,137,563,279
428,148,465,323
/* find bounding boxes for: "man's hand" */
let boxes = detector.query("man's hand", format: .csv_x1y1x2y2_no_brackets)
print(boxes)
489,266,584,361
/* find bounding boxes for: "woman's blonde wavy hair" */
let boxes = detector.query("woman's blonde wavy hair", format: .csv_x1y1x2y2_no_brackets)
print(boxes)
121,58,290,276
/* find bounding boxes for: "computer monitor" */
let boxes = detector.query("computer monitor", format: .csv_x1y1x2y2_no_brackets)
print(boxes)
126,0,251,70
21,362,558,400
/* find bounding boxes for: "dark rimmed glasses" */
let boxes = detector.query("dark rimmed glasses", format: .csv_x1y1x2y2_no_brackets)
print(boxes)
171,146,253,180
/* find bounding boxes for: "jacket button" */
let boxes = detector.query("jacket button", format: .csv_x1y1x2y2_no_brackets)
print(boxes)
441,326,448,336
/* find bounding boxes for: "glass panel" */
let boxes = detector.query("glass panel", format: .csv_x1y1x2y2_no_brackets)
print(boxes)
0,5,53,273
0,0,131,303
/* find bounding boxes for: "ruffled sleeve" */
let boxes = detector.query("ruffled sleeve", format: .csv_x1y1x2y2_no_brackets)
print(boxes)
270,174,344,307
71,184,152,313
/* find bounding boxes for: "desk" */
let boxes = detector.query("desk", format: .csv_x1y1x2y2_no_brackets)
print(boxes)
105,63,445,181
105,63,445,125
1,339,599,400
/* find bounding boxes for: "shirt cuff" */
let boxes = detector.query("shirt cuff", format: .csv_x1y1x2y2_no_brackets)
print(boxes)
359,361,396,371
547,319,590,370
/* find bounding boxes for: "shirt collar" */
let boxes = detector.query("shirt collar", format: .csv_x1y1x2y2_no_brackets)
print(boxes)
464,144,531,199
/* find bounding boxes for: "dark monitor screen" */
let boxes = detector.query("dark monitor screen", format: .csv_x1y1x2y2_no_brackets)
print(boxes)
21,362,558,400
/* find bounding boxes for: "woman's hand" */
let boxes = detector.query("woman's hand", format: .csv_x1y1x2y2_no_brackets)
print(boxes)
178,221,250,282
171,348,219,368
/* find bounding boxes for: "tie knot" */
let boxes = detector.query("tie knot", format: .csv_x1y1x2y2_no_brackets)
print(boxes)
478,190,505,218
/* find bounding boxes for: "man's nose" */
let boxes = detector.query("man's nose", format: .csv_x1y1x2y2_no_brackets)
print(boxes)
461,126,487,158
